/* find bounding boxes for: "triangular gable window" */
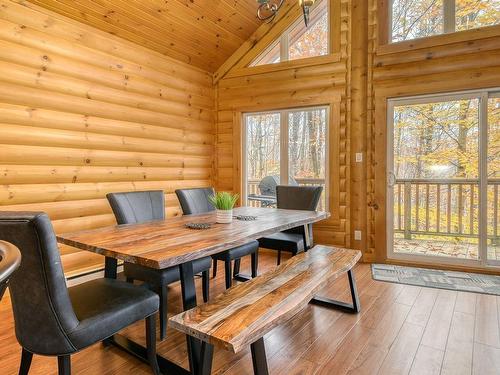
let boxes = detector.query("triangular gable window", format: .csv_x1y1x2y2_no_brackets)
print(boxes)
250,0,329,67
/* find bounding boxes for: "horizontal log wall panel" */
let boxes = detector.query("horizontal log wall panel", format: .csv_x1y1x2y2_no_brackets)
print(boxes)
0,123,212,156
0,82,212,131
0,165,211,185
0,145,212,168
0,1,215,276
0,39,213,110
0,60,212,122
1,193,180,218
0,103,213,145
0,180,212,205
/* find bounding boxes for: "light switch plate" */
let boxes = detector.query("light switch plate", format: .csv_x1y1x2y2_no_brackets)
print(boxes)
355,153,363,163
354,230,362,241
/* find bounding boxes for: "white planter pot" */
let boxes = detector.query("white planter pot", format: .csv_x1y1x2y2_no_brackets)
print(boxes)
216,209,233,224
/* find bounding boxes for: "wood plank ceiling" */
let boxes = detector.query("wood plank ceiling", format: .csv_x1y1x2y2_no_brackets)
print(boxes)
27,0,262,72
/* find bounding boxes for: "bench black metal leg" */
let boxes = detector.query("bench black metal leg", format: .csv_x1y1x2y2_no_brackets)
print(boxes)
310,269,360,313
198,342,214,375
179,261,203,374
104,257,118,279
250,338,269,375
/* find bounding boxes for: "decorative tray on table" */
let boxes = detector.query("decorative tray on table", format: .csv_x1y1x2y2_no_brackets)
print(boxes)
185,222,212,230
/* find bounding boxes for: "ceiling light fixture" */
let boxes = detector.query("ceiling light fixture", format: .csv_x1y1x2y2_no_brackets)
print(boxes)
256,0,316,26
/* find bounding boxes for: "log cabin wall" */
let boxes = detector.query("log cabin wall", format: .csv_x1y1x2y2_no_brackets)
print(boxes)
214,0,353,249
366,0,500,264
0,0,215,277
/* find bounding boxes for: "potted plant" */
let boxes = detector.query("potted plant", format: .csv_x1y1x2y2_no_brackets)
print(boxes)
209,191,239,224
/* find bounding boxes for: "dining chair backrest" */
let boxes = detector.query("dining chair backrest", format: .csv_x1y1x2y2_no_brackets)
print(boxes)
0,240,21,300
175,187,215,215
107,191,165,225
0,212,80,355
276,185,323,211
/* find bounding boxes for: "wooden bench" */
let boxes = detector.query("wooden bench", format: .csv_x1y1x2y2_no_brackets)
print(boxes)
169,245,361,375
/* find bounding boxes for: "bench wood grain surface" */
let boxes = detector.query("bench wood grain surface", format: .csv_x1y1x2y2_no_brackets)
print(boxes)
169,245,361,353
57,207,328,269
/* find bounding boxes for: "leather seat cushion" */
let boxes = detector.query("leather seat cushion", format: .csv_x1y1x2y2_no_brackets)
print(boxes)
123,256,212,285
212,240,259,261
258,233,304,253
68,278,159,350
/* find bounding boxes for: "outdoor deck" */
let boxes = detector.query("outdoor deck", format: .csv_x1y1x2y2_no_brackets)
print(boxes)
394,237,500,261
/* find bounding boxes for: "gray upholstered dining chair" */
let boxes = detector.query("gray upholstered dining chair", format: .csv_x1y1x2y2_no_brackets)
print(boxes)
0,240,21,301
106,190,211,340
175,187,259,289
258,185,323,265
0,212,160,375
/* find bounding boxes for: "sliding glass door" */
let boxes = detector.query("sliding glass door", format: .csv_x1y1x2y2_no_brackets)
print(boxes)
243,106,329,211
387,89,499,267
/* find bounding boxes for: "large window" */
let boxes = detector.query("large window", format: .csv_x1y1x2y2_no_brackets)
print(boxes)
387,89,500,267
390,0,500,42
250,0,329,67
243,106,328,210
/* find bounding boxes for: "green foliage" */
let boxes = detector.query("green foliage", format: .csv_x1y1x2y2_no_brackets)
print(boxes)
392,0,500,42
209,191,239,210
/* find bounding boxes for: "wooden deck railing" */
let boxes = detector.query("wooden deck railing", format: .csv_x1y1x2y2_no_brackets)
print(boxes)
394,178,499,243
247,178,326,211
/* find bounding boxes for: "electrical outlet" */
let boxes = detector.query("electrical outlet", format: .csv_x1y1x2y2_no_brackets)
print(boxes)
354,230,362,241
355,153,363,163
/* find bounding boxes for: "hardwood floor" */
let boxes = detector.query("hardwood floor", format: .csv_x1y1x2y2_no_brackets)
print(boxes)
0,250,499,374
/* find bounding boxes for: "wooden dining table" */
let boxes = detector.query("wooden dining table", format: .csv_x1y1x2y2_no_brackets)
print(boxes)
57,206,330,375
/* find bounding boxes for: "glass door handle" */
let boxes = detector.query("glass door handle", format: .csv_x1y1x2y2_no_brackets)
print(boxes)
388,172,396,187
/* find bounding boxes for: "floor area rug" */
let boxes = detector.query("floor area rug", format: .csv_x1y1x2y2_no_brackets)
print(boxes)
371,263,500,296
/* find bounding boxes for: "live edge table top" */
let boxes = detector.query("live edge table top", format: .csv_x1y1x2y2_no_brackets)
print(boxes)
57,207,329,270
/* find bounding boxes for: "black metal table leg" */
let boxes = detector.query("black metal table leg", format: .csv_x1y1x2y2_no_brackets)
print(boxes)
102,257,193,374
104,335,189,375
104,257,118,279
310,269,361,313
250,338,269,375
179,261,203,374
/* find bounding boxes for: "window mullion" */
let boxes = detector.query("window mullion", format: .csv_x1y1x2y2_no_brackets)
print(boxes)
443,0,455,33
280,33,289,62
388,0,394,42
280,110,289,185
479,92,488,264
